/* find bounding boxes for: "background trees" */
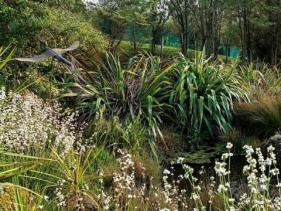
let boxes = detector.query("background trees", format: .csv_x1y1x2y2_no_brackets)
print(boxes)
1,0,281,63
91,0,281,63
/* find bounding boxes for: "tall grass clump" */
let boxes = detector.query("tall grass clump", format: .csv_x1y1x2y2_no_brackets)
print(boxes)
63,52,251,144
234,96,281,138
168,54,249,138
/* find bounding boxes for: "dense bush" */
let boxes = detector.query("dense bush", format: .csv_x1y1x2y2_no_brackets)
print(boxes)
0,1,107,55
38,7,107,53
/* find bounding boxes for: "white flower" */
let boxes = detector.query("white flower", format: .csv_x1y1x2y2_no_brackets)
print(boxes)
214,161,229,176
229,198,235,203
270,168,280,176
226,142,233,149
217,184,227,193
163,169,171,175
0,87,6,100
177,157,185,164
38,205,44,209
191,193,199,200
183,164,194,174
267,145,275,152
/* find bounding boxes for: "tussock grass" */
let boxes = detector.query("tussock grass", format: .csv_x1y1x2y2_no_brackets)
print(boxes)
234,96,281,138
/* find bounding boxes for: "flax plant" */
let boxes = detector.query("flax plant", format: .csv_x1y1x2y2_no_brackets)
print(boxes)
62,53,173,157
169,53,249,137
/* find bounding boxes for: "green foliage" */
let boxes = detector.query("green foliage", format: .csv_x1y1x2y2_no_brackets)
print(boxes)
63,52,253,143
0,145,112,210
0,46,15,88
234,96,281,138
39,7,107,52
63,53,172,140
0,1,44,47
0,1,107,55
93,0,151,50
89,115,153,155
168,53,249,137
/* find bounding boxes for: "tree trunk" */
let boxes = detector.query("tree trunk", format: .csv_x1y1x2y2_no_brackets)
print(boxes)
132,23,137,52
160,35,164,57
151,28,157,54
180,32,187,56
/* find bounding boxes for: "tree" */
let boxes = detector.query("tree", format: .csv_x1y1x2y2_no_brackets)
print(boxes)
149,0,170,55
223,0,281,63
169,0,190,55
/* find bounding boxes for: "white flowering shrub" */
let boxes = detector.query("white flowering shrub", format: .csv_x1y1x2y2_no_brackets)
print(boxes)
0,88,78,154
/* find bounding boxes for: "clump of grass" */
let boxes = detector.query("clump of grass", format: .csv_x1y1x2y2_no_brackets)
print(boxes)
88,114,155,157
63,52,250,145
234,96,281,138
62,52,173,157
239,63,281,98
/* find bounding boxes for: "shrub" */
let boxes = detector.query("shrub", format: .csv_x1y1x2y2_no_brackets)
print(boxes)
0,2,107,52
39,7,108,53
0,89,79,154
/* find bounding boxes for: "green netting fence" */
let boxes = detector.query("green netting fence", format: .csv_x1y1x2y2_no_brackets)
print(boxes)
102,23,240,58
